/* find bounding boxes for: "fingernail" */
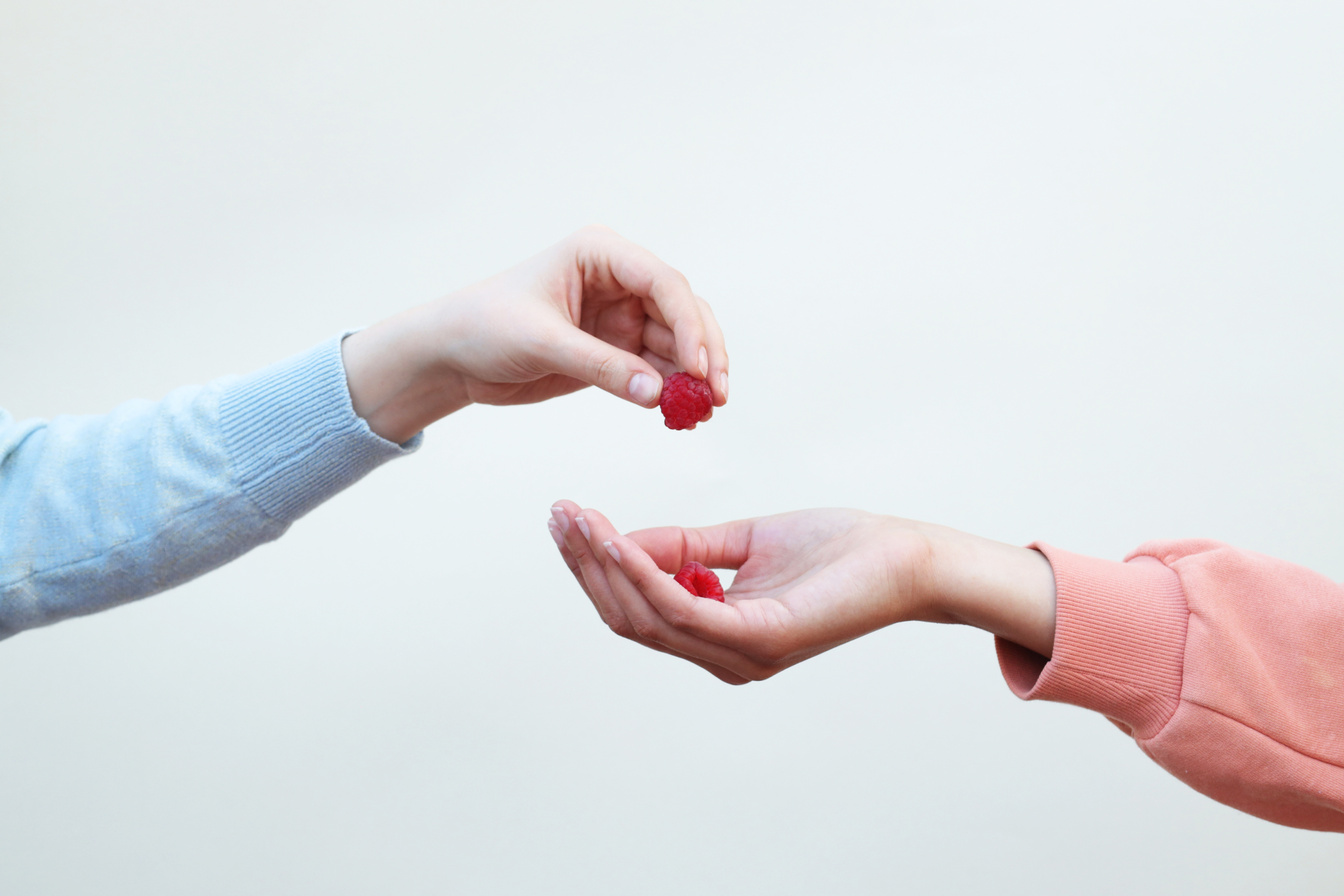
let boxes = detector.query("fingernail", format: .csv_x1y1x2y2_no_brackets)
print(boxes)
698,346,709,378
547,520,565,549
550,506,570,534
575,516,591,540
628,372,657,405
603,540,621,563
719,371,729,400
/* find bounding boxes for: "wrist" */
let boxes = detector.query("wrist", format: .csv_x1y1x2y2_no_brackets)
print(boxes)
920,526,1058,657
341,305,472,444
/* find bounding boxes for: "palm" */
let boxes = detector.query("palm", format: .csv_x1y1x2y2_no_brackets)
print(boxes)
634,509,931,667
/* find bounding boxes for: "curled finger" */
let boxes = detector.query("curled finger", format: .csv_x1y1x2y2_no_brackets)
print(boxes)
551,501,636,638
576,510,773,680
554,504,748,683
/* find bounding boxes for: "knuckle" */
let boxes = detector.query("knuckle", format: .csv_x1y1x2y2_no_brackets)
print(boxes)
629,614,661,643
662,605,692,631
586,351,625,388
575,223,616,246
629,564,661,595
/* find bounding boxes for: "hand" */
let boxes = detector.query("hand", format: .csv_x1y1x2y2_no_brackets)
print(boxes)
341,226,728,443
547,503,1057,683
548,503,933,684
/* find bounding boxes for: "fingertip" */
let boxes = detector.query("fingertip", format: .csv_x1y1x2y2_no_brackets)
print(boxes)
576,507,620,545
697,345,709,379
627,370,661,407
550,328,669,408
601,527,628,553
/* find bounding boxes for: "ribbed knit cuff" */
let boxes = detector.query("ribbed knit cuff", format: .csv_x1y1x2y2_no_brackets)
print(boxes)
218,334,422,523
995,544,1190,740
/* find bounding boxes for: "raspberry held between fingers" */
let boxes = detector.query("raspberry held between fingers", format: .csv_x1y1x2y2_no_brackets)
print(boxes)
674,562,725,601
659,372,713,430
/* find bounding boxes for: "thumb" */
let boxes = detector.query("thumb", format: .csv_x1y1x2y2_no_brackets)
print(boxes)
628,517,757,572
540,327,663,407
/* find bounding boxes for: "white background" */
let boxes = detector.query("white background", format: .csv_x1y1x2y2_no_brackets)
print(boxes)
2,1,1343,892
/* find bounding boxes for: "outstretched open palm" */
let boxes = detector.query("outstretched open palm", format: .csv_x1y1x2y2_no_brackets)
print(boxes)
549,503,937,683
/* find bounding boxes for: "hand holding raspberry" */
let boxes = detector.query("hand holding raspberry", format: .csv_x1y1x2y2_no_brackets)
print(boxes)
340,226,729,444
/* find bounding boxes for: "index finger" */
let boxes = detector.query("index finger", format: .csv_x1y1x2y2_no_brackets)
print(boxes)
625,518,758,575
573,226,729,403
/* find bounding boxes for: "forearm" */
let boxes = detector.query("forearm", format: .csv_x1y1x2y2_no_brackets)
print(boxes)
0,336,414,638
919,525,1057,658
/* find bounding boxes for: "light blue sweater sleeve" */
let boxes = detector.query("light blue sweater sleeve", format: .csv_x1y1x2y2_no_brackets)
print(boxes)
0,335,419,640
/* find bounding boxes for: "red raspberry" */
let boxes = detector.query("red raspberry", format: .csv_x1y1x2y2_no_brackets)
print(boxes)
674,562,724,601
659,372,713,430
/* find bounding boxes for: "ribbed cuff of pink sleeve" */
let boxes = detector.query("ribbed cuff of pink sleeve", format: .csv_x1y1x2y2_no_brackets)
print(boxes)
995,544,1190,740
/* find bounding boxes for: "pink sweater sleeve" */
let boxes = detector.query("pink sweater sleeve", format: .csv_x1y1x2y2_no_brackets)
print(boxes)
996,540,1344,832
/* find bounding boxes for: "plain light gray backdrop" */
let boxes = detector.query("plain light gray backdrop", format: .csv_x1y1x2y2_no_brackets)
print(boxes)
2,1,1342,893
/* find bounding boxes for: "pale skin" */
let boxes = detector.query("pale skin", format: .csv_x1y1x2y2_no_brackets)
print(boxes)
547,503,1058,685
337,224,1054,680
340,225,728,445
